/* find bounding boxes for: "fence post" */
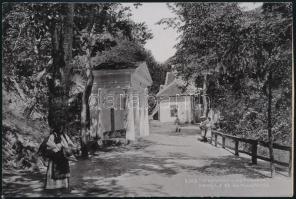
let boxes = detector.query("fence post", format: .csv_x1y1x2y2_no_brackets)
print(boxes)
111,108,115,132
251,141,258,164
234,140,239,156
215,134,218,147
289,149,292,177
210,131,213,144
222,136,226,149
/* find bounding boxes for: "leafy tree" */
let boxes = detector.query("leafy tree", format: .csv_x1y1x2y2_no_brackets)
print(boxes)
2,3,51,118
3,3,153,157
144,50,169,113
160,2,292,177
159,3,246,118
240,2,292,176
144,50,168,95
70,4,152,157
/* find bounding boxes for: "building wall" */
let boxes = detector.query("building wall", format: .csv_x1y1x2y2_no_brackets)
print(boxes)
90,66,152,141
159,96,192,123
89,88,127,138
90,86,150,140
100,108,126,132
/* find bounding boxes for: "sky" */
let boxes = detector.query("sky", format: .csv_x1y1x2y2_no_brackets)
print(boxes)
128,3,263,63
128,3,178,63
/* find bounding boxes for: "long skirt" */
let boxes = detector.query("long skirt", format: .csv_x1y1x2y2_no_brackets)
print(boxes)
45,153,70,190
45,161,70,189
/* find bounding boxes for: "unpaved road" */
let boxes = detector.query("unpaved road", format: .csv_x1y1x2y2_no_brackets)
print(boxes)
2,121,293,197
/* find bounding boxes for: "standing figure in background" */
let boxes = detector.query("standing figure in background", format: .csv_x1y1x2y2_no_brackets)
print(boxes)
45,127,76,192
200,117,212,142
175,116,181,133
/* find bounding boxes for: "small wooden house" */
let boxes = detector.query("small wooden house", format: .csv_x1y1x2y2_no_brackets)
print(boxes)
153,72,203,123
89,61,152,141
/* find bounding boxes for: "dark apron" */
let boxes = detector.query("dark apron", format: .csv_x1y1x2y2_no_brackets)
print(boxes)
51,134,70,179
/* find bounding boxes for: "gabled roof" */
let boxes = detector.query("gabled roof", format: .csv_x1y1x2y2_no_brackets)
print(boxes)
156,72,200,97
156,81,184,97
132,62,153,87
165,72,175,85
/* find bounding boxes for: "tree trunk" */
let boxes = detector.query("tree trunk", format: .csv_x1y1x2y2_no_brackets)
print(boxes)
79,8,98,158
80,49,94,157
268,70,275,177
202,74,208,118
201,74,209,139
47,22,64,130
47,4,74,131
63,4,74,91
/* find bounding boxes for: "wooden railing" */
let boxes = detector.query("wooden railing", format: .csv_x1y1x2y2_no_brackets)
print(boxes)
210,130,292,176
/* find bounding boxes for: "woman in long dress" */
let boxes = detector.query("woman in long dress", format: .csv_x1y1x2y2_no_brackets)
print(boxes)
45,127,75,191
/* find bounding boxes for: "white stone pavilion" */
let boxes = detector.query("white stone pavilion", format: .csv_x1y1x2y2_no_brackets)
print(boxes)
89,61,152,142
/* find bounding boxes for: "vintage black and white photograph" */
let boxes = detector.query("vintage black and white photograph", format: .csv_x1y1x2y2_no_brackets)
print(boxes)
2,2,294,197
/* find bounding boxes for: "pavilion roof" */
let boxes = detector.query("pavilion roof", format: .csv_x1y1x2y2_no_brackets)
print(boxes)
93,61,138,70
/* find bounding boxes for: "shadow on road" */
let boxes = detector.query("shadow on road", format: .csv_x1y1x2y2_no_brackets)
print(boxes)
3,129,289,197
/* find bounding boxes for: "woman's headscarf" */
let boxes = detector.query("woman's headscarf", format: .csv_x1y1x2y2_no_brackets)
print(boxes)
52,126,64,143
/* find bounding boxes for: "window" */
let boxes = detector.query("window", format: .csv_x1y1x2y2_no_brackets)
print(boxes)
170,104,178,117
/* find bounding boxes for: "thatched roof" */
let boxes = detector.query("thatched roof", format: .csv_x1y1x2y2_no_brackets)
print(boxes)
91,40,146,71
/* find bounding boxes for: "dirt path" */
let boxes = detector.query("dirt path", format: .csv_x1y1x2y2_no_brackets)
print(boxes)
2,121,293,197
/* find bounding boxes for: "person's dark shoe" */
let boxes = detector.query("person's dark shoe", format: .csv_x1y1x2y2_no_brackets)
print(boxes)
200,136,208,142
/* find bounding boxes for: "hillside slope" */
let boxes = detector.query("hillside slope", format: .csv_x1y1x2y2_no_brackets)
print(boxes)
2,85,49,171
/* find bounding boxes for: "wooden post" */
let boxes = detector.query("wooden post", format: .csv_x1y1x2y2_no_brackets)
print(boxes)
110,108,115,133
158,100,160,121
210,131,213,144
96,89,104,139
234,140,239,156
288,150,292,177
215,134,217,147
222,136,226,149
251,141,258,164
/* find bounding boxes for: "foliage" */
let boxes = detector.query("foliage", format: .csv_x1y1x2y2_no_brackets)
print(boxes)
92,39,147,68
91,40,168,113
144,50,169,95
144,50,169,113
3,3,152,114
3,3,51,119
160,2,292,144
3,3,154,158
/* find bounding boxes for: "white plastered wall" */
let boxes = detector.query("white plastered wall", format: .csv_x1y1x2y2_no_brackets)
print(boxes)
159,96,192,123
